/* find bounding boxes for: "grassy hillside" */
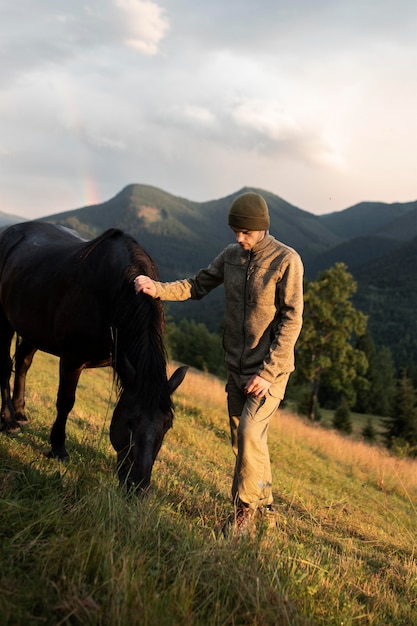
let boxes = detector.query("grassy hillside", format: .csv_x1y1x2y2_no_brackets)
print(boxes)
1,352,416,625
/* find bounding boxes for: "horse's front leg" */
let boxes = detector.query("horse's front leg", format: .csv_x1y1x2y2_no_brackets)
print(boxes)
0,355,19,434
0,321,20,434
12,339,37,423
48,358,84,461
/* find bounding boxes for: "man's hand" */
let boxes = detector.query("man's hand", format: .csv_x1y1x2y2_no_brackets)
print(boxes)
244,374,271,398
134,275,157,298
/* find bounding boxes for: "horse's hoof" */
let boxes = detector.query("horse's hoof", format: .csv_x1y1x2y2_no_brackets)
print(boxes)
15,413,28,423
1,421,21,435
46,450,70,464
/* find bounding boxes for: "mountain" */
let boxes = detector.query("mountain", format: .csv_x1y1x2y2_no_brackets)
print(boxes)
39,184,344,329
307,236,404,278
374,206,417,241
38,185,417,280
308,201,417,278
40,184,342,272
0,210,26,228
352,236,417,369
2,183,415,367
319,200,417,240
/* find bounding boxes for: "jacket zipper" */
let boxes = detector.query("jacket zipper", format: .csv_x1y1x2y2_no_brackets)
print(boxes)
240,250,252,372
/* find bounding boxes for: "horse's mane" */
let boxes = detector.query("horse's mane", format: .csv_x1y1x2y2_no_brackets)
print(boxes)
95,230,172,415
60,228,172,415
79,228,125,261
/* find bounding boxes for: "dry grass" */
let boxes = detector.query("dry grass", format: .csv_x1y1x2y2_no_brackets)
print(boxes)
1,355,416,625
168,362,227,408
273,409,417,498
172,362,417,503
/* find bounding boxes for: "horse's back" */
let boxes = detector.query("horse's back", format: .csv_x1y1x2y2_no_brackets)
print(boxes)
0,221,85,254
0,222,106,354
0,222,87,270
0,221,154,358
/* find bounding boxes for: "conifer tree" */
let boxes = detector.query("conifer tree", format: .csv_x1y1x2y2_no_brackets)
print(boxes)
296,263,368,420
355,336,396,416
332,396,353,434
362,417,377,442
165,318,226,378
383,370,417,456
368,346,396,416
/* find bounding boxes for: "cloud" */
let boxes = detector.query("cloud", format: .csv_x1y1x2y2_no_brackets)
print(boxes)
0,0,416,218
0,0,169,85
230,98,343,168
115,0,169,54
151,87,344,170
85,130,127,152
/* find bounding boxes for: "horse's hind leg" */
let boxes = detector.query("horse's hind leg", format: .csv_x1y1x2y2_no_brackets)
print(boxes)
13,338,37,423
0,314,20,434
48,358,84,461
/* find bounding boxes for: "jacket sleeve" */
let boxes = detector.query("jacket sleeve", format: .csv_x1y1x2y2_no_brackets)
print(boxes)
154,250,225,301
258,251,304,382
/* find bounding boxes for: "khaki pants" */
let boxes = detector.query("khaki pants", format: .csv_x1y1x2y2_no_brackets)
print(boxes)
226,370,289,510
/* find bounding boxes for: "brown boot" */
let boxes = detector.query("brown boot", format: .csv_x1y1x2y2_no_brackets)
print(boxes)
259,504,278,529
234,503,256,536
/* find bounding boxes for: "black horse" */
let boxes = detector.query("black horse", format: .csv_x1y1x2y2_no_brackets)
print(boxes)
0,221,187,491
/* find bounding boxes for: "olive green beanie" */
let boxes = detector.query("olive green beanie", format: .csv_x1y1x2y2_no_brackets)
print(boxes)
228,192,270,231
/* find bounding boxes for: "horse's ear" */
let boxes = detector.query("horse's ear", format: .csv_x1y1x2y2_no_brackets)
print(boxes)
168,365,188,394
118,352,136,387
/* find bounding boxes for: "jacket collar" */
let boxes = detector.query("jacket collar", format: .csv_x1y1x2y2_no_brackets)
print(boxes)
234,232,273,259
251,232,272,255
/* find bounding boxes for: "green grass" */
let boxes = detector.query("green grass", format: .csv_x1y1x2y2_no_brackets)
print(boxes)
1,353,416,625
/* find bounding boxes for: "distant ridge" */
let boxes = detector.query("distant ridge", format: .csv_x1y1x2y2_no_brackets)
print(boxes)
320,200,417,239
0,210,26,228
40,183,344,275
353,235,417,368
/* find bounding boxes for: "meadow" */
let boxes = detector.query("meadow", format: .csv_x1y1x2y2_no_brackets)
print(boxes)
0,352,416,625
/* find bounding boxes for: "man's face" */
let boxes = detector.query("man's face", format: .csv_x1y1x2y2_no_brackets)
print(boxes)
231,228,266,251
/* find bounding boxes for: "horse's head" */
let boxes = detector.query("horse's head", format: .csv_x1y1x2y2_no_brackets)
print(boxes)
109,365,188,492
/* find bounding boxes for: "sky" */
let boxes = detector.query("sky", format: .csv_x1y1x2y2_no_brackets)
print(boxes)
1,0,416,219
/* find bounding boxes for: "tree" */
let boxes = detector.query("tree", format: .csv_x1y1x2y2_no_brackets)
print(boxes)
362,417,377,443
354,336,396,416
368,346,396,416
165,318,226,378
296,263,368,420
332,396,353,434
383,370,417,456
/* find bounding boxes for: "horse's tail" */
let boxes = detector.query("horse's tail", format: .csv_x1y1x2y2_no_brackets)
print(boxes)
12,334,22,370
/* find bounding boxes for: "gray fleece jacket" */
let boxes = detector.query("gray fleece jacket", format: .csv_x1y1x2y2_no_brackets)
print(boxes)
154,234,304,383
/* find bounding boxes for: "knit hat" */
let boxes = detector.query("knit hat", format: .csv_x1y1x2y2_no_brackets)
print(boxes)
228,192,270,231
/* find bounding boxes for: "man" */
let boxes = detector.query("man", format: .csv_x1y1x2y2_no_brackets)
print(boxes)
134,191,304,532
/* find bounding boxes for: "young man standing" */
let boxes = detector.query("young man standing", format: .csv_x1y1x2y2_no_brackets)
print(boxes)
134,192,304,532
